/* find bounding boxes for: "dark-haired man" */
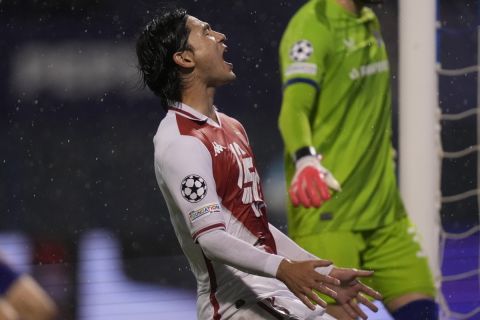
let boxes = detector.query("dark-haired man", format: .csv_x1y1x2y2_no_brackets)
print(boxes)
278,0,437,319
136,8,381,319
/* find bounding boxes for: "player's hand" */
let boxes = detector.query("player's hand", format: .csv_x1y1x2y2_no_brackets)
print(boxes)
289,155,341,208
276,259,340,310
327,267,383,320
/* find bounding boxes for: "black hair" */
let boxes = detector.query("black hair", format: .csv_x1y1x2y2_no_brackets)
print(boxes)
136,8,191,109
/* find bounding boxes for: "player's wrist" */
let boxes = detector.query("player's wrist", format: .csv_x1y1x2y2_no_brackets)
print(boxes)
265,255,287,278
293,146,322,170
293,146,318,162
275,258,292,280
295,155,322,172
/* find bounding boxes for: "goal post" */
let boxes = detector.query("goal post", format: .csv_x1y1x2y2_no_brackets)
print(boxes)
399,0,441,283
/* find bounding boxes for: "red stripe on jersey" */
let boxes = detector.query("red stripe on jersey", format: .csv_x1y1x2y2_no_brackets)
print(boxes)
203,254,221,320
175,111,277,254
213,115,277,254
192,223,226,241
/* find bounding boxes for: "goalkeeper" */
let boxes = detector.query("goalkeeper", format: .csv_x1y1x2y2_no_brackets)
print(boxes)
278,0,437,319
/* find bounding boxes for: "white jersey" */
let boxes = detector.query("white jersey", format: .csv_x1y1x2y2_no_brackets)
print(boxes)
154,103,297,319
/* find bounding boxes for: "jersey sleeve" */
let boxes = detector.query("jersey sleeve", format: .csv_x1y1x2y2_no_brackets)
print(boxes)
198,229,284,278
155,135,226,242
279,9,333,89
278,9,333,156
278,83,318,156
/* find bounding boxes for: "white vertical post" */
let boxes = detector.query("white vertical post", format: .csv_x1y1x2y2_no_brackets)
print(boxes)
399,0,440,282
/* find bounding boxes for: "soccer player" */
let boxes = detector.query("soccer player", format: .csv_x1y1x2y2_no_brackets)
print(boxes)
0,256,57,320
136,7,382,320
278,0,437,319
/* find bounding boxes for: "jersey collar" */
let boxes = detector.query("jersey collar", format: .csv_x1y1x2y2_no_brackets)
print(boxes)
169,102,222,128
327,0,375,23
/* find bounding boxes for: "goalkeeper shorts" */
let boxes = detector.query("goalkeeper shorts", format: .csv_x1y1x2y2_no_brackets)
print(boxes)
293,216,436,304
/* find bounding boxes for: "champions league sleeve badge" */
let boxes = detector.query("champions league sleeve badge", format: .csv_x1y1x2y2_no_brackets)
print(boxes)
181,174,208,203
289,40,314,62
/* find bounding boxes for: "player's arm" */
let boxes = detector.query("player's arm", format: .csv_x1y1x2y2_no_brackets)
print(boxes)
278,15,327,155
198,230,339,309
157,136,227,240
158,136,284,276
278,81,317,159
202,222,382,313
198,214,380,312
278,15,340,208
280,86,341,208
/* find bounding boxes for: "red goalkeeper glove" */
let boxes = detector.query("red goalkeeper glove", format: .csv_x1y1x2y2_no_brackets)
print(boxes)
289,155,341,208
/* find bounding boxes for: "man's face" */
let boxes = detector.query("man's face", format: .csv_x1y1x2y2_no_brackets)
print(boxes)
185,16,236,86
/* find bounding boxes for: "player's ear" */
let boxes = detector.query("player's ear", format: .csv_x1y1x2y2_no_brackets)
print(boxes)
173,50,195,69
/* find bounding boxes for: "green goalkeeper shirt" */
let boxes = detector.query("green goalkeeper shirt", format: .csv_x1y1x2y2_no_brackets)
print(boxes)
278,0,406,236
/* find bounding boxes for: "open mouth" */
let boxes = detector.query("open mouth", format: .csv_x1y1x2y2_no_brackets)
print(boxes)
223,46,233,69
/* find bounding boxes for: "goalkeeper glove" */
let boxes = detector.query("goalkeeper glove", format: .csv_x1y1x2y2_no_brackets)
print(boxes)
289,150,341,208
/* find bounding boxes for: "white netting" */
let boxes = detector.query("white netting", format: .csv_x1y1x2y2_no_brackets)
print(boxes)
437,25,480,319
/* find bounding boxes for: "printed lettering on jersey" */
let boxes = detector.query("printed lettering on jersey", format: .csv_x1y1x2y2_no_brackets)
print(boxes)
181,174,208,203
289,40,314,62
188,202,221,224
349,60,389,80
285,62,317,76
229,142,263,217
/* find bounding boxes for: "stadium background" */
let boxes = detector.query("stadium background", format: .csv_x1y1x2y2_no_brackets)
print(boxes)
0,0,477,319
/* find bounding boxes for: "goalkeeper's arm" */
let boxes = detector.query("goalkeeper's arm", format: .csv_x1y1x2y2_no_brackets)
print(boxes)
279,83,340,208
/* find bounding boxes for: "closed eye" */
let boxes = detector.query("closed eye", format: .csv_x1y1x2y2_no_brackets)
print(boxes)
203,23,212,36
